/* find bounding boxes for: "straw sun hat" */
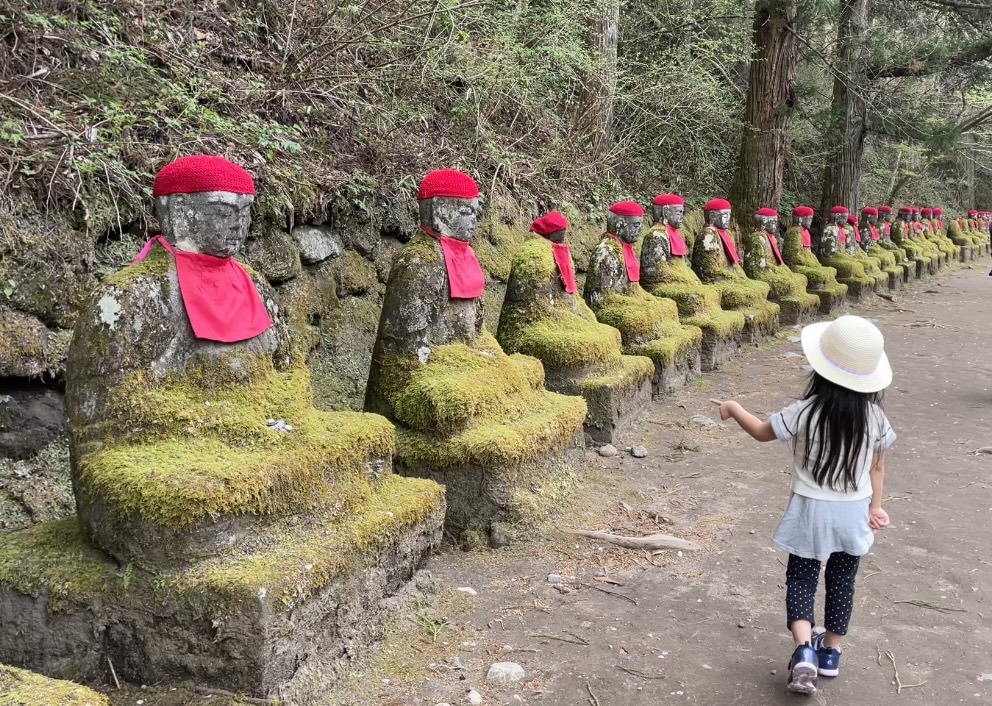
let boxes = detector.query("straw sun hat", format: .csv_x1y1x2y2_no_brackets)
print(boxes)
800,315,892,393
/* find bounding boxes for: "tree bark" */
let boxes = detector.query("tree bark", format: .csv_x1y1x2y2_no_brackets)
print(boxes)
574,0,619,158
818,0,868,236
730,0,798,228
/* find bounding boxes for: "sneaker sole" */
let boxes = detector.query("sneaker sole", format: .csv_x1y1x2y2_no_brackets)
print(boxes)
818,666,839,678
787,662,818,695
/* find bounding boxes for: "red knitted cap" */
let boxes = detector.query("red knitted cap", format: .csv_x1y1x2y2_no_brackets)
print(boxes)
910,207,919,214
898,206,912,214
418,169,480,200
969,209,978,216
792,206,814,217
704,198,732,211
652,194,685,206
861,207,878,216
933,208,943,215
152,155,255,197
921,208,933,216
829,205,849,215
846,215,858,226
529,211,569,237
879,206,893,214
609,201,645,217
755,207,777,217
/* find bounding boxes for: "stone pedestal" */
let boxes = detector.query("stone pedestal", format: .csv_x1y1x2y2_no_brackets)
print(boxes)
497,237,653,445
584,237,703,396
640,224,745,372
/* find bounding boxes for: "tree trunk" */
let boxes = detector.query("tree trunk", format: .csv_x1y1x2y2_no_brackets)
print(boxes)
729,0,798,228
574,0,619,158
818,0,868,234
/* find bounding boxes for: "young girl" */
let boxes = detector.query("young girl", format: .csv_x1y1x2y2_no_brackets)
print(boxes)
711,315,895,696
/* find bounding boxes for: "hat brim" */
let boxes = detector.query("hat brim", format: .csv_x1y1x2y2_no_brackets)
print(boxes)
800,322,892,393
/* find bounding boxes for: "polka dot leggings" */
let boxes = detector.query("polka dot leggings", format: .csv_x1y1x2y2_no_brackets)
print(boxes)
786,552,861,635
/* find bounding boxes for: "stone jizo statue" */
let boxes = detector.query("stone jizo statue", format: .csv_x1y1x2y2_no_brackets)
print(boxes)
781,205,847,312
859,207,905,288
818,206,875,297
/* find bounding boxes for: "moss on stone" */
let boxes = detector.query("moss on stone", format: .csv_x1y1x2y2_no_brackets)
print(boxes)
742,231,819,314
76,355,394,531
473,218,525,283
0,664,109,705
333,249,377,296
593,285,680,343
0,307,49,378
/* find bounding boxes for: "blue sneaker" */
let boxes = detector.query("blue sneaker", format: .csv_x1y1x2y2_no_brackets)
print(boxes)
787,643,818,695
811,630,842,677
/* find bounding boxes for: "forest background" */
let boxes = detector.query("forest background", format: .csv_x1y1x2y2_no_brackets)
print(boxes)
1,0,991,527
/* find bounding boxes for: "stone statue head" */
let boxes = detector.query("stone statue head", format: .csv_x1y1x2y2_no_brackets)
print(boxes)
529,211,569,244
650,194,685,229
703,198,732,229
829,207,849,226
607,201,645,244
898,208,911,222
792,206,813,229
861,208,878,226
910,210,920,222
417,169,482,243
879,207,892,223
754,208,777,234
152,156,256,259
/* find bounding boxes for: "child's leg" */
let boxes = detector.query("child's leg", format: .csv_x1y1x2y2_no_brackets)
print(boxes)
786,554,821,645
822,552,861,649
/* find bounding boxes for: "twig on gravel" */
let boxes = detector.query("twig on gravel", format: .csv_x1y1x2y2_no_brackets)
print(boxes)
878,648,928,694
586,683,601,706
615,665,666,680
499,600,552,614
581,582,639,605
569,529,701,552
194,686,277,704
529,631,589,645
106,656,121,690
894,599,967,614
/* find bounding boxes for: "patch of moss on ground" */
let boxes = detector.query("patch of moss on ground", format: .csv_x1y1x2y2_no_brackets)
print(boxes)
0,664,108,706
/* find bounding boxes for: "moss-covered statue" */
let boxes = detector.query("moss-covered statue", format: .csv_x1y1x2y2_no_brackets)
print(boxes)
688,198,780,342
640,193,745,370
819,206,875,298
365,169,586,544
841,214,887,288
0,156,445,697
781,205,847,313
742,207,819,324
858,208,905,289
978,211,992,253
946,209,977,261
912,208,945,268
893,207,935,276
919,208,954,266
496,211,653,444
875,205,915,277
583,201,703,395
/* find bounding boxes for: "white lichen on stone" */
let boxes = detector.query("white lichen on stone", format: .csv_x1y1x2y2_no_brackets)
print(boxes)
417,346,432,364
97,294,122,329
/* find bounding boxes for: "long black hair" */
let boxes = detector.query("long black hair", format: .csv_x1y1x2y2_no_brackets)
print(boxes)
795,372,883,493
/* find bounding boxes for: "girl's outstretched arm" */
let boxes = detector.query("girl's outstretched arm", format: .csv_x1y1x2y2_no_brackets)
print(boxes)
710,399,777,442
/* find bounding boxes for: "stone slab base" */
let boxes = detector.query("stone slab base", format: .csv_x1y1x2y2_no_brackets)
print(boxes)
397,433,584,542
778,300,819,327
0,476,444,700
699,329,739,372
0,664,109,705
578,375,653,446
740,312,781,347
886,271,902,291
813,291,847,316
960,247,971,263
652,345,702,398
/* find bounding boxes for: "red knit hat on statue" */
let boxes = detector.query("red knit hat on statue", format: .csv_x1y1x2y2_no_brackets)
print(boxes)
152,155,256,197
418,169,480,200
704,198,732,211
609,201,644,217
756,207,778,217
862,207,878,217
921,208,933,216
933,208,943,215
968,209,978,216
910,207,919,214
829,205,849,215
792,206,814,217
846,215,858,226
652,194,685,206
879,206,893,214
529,211,569,236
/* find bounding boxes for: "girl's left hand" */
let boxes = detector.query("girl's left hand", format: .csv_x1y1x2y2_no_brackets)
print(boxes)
868,507,889,533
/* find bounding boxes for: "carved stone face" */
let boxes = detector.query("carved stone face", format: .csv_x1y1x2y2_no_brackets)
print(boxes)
706,209,731,229
864,213,877,225
156,191,254,258
899,212,911,222
419,196,481,242
832,213,847,226
652,204,685,228
879,212,890,223
754,214,777,234
792,215,813,229
607,213,643,244
545,229,567,244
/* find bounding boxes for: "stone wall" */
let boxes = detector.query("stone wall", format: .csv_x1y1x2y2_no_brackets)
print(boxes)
0,192,609,532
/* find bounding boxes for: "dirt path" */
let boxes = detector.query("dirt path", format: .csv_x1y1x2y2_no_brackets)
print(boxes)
348,263,992,706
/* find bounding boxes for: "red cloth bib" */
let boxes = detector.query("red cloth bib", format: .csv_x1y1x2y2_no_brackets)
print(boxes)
665,225,688,257
716,228,740,265
853,226,861,243
882,222,891,237
550,242,577,294
800,227,812,248
766,233,783,265
869,225,880,241
132,236,271,343
606,233,640,283
421,226,486,299
838,227,846,246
